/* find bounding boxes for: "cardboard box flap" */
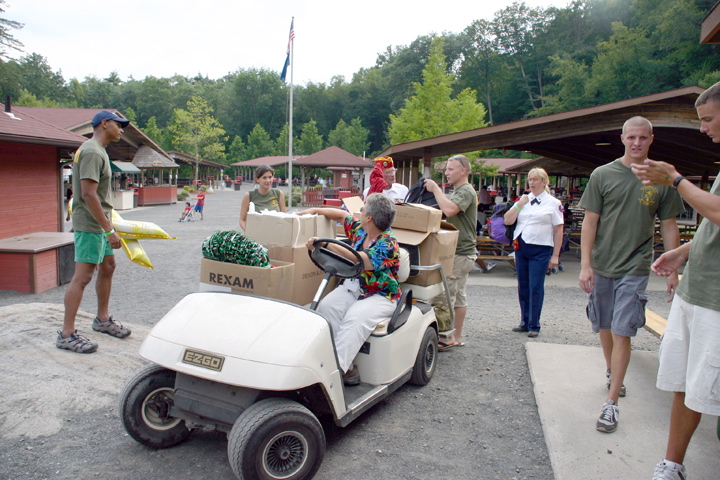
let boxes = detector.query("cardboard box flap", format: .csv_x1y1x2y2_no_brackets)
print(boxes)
342,196,364,216
392,227,431,246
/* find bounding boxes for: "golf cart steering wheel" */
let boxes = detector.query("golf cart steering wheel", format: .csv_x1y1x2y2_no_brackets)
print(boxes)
309,238,364,279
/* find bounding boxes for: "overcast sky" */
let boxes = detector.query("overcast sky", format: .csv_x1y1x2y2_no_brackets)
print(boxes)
7,0,562,86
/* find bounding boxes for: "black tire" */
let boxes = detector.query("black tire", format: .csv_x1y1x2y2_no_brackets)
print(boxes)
119,364,191,449
409,326,438,386
227,398,325,480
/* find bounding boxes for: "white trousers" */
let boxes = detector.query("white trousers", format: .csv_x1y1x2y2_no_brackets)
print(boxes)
318,286,396,373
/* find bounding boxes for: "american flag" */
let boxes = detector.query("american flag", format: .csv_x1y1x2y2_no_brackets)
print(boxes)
280,19,294,83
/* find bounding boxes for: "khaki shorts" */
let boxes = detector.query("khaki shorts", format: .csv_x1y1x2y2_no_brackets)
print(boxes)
447,254,476,308
74,231,113,264
586,274,648,337
657,295,720,416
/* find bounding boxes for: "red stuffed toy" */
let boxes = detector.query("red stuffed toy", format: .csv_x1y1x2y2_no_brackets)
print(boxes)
367,156,393,198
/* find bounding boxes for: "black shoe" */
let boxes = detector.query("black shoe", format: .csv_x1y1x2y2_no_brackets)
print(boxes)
527,331,539,338
343,366,360,386
512,326,529,332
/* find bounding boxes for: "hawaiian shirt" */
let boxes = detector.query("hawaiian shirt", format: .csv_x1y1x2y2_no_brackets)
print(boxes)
343,215,401,301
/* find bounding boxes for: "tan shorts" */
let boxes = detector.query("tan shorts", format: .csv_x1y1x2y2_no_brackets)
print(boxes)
447,254,476,308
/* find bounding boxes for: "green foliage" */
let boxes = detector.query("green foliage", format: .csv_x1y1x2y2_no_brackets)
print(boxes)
297,119,324,155
388,37,488,144
328,118,370,156
245,123,275,159
169,96,227,180
3,0,719,162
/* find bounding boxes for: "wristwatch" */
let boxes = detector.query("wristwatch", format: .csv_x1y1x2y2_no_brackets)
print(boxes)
672,176,685,189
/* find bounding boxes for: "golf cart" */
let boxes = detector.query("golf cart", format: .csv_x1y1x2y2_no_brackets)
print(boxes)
120,239,446,480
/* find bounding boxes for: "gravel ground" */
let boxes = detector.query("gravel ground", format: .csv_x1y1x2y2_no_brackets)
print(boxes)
0,185,667,480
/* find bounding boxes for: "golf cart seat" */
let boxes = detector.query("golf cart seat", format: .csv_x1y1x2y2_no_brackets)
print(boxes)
372,248,412,337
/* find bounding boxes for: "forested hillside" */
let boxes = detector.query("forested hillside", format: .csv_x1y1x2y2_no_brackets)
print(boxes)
2,0,718,165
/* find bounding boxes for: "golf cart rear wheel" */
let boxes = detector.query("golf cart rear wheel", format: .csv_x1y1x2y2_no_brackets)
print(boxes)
228,398,325,480
409,326,438,386
119,364,191,449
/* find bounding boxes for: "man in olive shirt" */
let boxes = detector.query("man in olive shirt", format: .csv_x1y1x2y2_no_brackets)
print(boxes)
424,155,477,349
632,81,720,480
578,116,684,433
58,111,132,353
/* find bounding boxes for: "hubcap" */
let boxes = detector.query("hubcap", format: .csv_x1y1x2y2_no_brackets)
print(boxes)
262,430,308,479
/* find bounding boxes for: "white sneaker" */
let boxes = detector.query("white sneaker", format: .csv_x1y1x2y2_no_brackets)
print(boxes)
653,459,687,480
483,262,496,273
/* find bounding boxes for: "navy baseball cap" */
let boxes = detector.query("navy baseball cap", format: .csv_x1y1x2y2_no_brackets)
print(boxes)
91,110,130,128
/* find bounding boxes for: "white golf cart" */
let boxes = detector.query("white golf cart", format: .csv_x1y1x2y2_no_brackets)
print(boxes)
120,239,451,480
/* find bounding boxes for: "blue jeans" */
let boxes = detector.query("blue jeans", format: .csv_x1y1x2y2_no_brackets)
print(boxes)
515,236,553,332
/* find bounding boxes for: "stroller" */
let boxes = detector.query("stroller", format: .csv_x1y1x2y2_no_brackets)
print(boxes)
179,200,197,222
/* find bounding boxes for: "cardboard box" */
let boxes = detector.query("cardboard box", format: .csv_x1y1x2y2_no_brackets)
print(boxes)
199,258,294,302
394,222,459,286
245,212,335,247
392,203,442,233
265,245,330,306
342,196,442,234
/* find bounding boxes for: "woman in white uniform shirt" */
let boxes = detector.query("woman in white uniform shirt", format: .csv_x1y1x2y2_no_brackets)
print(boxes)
503,168,564,337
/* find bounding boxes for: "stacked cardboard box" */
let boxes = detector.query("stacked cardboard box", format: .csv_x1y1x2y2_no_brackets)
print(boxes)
341,198,458,286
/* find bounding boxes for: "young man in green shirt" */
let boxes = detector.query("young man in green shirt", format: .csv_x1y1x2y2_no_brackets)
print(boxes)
578,116,684,433
632,81,720,480
424,155,478,349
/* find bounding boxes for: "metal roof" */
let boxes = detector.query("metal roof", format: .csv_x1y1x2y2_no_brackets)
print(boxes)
380,87,719,177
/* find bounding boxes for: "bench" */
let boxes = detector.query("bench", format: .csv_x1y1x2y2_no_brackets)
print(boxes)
644,309,667,338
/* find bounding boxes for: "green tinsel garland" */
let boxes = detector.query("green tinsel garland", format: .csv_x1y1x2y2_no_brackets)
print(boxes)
202,230,270,267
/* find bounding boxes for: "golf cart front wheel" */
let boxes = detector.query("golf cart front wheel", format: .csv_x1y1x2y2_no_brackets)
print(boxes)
410,326,438,386
119,364,191,449
228,398,325,480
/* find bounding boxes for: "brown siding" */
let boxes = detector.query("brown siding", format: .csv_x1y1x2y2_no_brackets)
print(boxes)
0,142,60,240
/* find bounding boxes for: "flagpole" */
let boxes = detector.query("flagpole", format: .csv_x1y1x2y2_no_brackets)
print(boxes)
287,17,295,208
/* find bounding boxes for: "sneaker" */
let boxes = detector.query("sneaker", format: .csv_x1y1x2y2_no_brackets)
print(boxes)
92,316,131,338
596,399,619,433
653,460,687,480
512,326,529,332
606,369,626,397
527,331,539,338
482,262,496,273
56,330,98,353
343,365,361,386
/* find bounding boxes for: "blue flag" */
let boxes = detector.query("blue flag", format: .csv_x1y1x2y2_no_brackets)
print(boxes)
280,19,294,83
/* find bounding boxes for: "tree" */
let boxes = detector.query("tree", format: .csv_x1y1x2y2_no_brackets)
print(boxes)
143,116,170,151
586,22,672,104
274,123,295,157
0,1,22,60
169,96,227,183
229,135,246,163
297,119,324,155
388,36,488,145
328,118,370,156
17,53,67,103
244,123,275,160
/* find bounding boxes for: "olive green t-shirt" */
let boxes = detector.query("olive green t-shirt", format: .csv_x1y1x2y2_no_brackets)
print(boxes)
676,174,720,311
71,138,113,233
446,183,478,256
578,159,685,277
248,188,283,212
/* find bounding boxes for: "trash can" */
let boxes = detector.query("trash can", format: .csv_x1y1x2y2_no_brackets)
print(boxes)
133,189,138,208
